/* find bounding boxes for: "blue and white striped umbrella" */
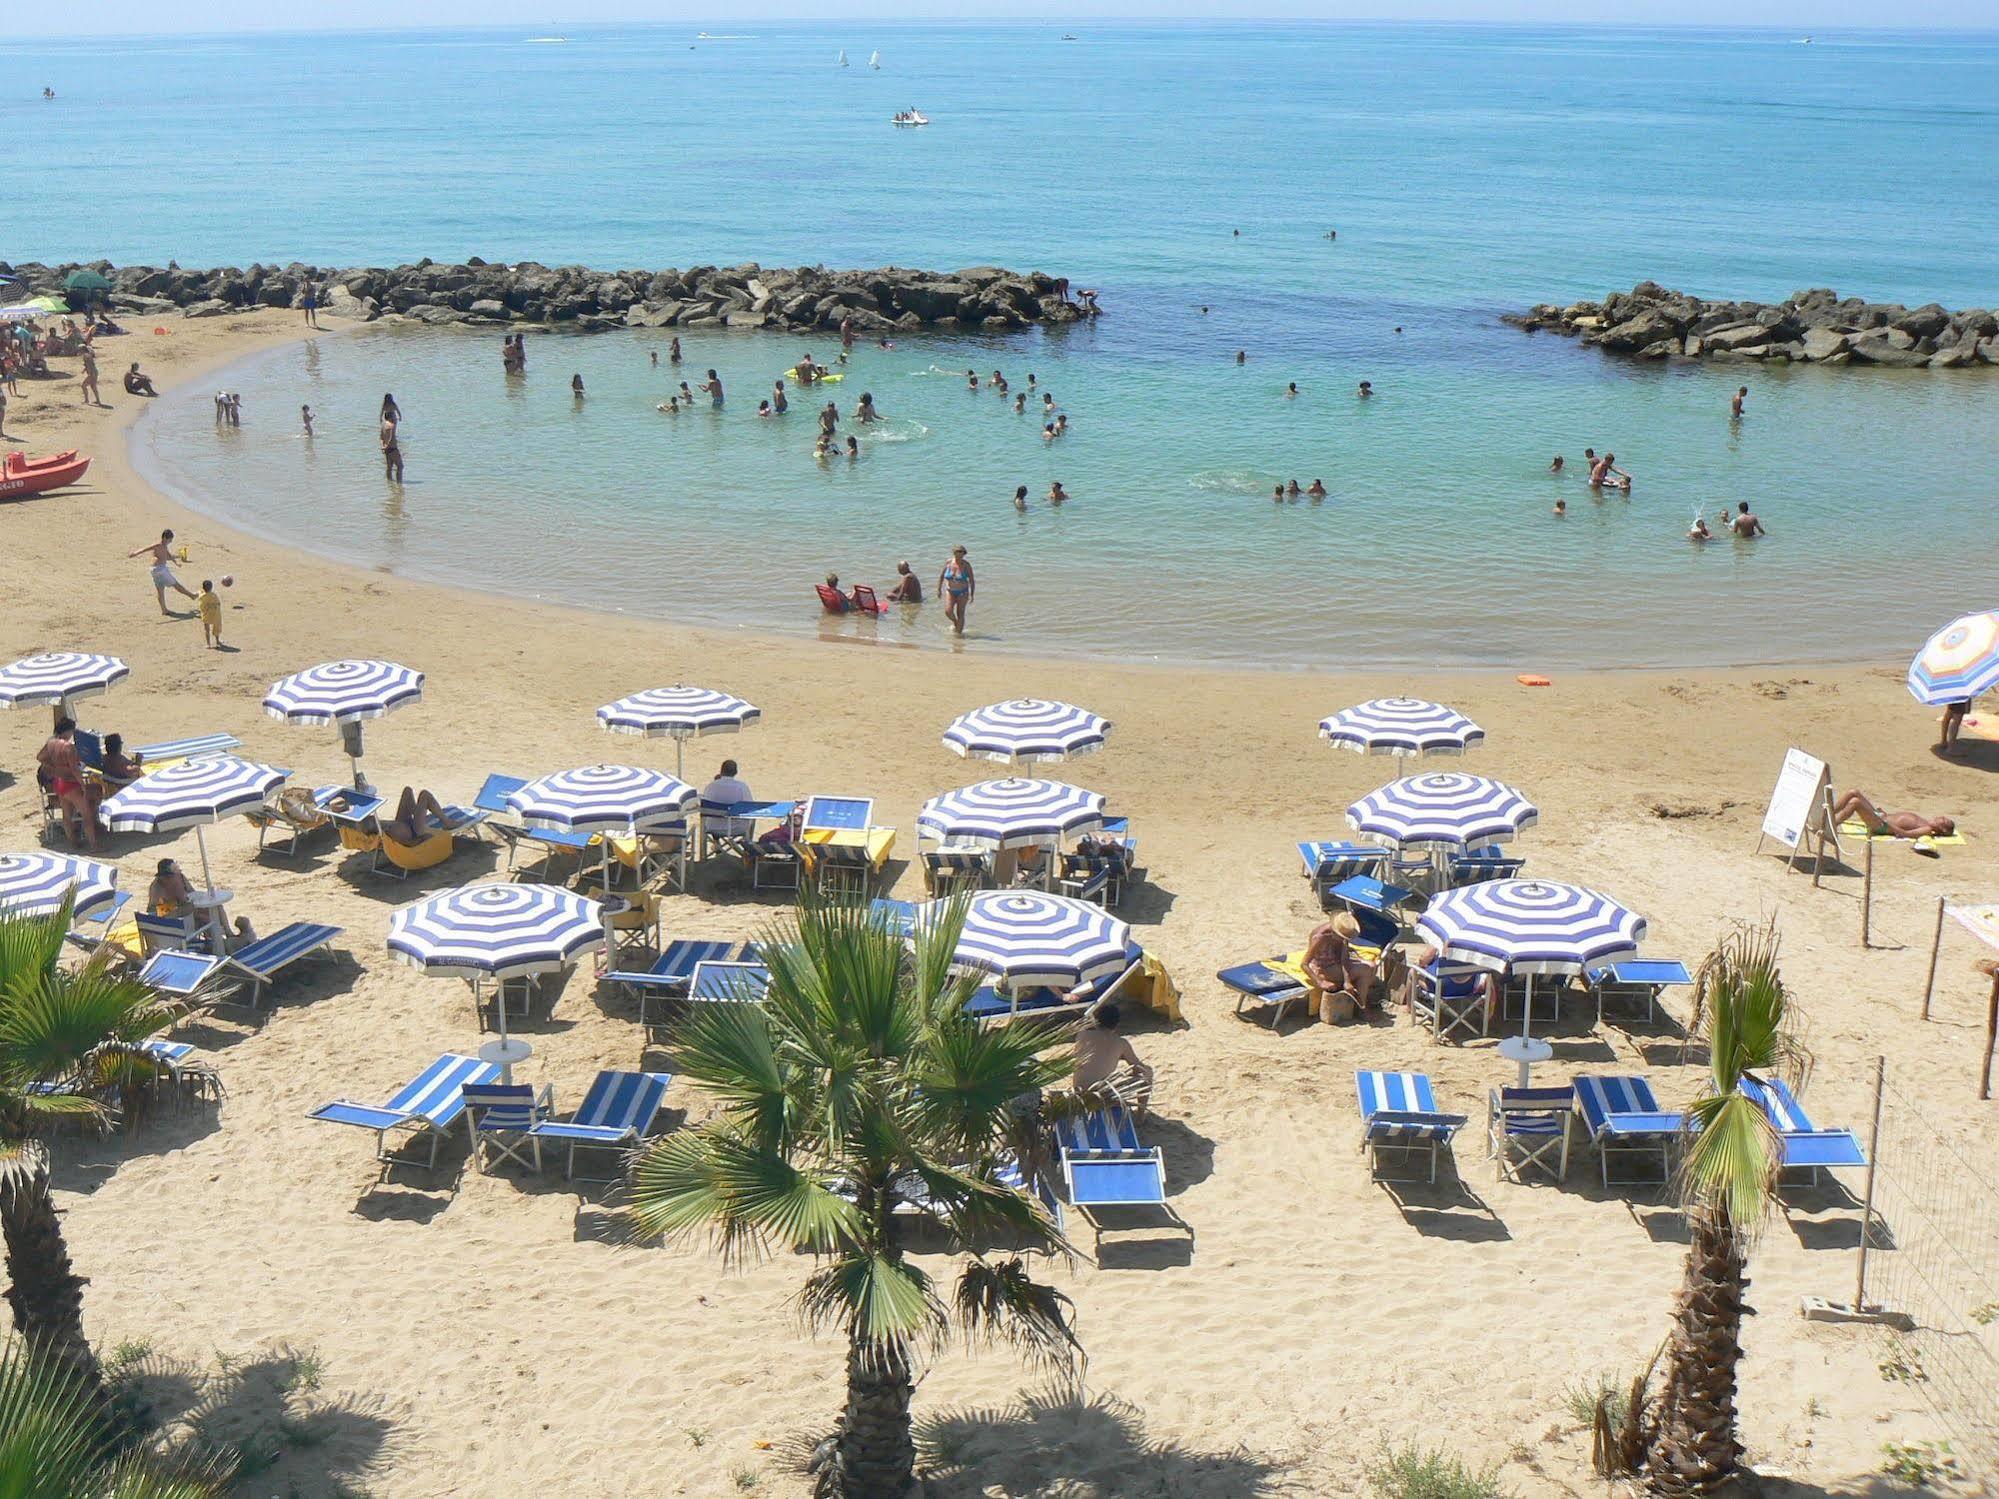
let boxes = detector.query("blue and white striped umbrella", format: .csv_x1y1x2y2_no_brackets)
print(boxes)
102,756,290,892
917,778,1107,852
1348,772,1538,852
1319,698,1484,757
1906,610,1999,707
1417,879,1646,976
926,890,1136,990
942,699,1112,765
506,765,698,834
102,757,290,834
0,652,129,710
0,853,118,920
388,882,605,1041
598,685,759,777
264,659,425,725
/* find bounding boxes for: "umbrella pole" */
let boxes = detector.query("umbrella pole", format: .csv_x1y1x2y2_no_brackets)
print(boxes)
1522,974,1534,1039
193,825,216,894
674,736,685,781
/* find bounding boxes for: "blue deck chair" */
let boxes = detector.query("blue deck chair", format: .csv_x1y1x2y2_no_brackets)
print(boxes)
605,938,737,1032
962,984,1071,1022
1586,959,1693,1028
308,1052,501,1170
1448,846,1526,886
137,950,246,1015
130,1037,223,1106
1487,1085,1572,1183
1217,957,1311,1028
1738,1075,1866,1185
1052,1101,1191,1253
1573,1074,1686,1189
1296,841,1389,906
529,1070,675,1180
688,960,771,1004
1327,875,1418,950
135,910,207,956
1409,960,1495,1044
1355,1070,1468,1184
224,921,342,1007
133,731,242,764
473,773,593,873
463,1082,554,1173
869,898,916,935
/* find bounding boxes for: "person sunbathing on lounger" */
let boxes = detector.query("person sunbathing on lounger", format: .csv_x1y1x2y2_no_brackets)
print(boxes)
1833,790,1955,840
1303,911,1377,1024
379,786,449,845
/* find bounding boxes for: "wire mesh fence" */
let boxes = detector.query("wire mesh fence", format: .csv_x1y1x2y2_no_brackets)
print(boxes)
1855,1069,1999,1484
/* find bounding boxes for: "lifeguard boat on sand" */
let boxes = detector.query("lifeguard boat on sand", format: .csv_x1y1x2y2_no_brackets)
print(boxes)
0,449,92,499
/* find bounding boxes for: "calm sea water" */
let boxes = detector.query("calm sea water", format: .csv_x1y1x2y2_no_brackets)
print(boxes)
12,22,1999,667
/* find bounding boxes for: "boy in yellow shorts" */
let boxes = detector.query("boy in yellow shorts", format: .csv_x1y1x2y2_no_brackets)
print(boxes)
197,579,222,649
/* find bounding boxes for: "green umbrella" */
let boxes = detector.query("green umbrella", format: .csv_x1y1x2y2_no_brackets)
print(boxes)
26,295,69,314
63,269,111,293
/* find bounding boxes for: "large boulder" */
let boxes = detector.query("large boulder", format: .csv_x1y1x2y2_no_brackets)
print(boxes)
1594,309,1687,351
1847,329,1928,367
1703,322,1776,352
1892,303,1950,340
1798,327,1849,361
181,299,234,319
895,279,973,321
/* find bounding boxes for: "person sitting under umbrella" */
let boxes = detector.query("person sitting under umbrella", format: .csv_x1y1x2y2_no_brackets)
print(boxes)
1833,789,1956,841
148,858,195,917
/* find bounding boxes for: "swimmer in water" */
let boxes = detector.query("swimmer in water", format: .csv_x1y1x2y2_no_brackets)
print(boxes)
1731,385,1748,419
818,402,839,439
855,392,879,423
1554,497,1567,517
656,398,679,413
1042,394,1056,415
966,371,980,391
1357,380,1373,398
1049,482,1069,503
1027,373,1037,388
1286,382,1298,398
757,399,773,417
669,337,682,364
1055,414,1068,435
1286,479,1301,497
1273,484,1285,502
1236,350,1246,365
1013,485,1029,511
1043,422,1057,443
1688,514,1713,541
650,350,658,368
301,404,314,437
991,369,1006,392
571,373,585,400
679,381,695,404
1581,447,1597,473
772,380,788,413
1307,478,1326,497
845,436,859,460
814,436,833,461
1014,393,1026,414
1549,455,1565,474
704,369,724,405
877,337,894,350
1731,501,1766,537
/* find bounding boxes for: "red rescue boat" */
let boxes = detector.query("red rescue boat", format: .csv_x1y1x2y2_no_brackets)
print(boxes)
0,450,92,499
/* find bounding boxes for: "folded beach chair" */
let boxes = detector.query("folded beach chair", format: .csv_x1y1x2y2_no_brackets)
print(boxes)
1409,960,1494,1044
463,1082,554,1173
748,834,803,890
606,937,738,1032
1487,1086,1572,1183
473,773,591,874
924,846,992,896
1738,1075,1866,1185
64,890,135,957
1585,958,1693,1028
1572,1074,1686,1190
1217,956,1312,1028
812,838,880,898
1052,1099,1191,1253
1355,1070,1468,1184
528,1069,675,1180
1297,841,1390,906
308,1052,501,1170
815,582,851,615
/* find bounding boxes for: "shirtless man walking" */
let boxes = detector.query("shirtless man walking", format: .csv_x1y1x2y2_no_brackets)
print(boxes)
129,529,199,614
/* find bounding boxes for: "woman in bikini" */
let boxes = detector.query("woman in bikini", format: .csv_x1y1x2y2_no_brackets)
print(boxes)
937,546,975,635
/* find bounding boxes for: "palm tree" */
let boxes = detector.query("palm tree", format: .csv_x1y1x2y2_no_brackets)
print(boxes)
1646,921,1804,1495
0,899,173,1405
626,897,1084,1499
0,1335,225,1497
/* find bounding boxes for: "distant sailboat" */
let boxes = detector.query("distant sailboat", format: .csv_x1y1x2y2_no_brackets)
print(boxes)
869,50,881,69
838,49,848,67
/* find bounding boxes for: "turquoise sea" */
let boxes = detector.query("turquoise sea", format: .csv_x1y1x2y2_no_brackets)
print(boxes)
10,22,1999,667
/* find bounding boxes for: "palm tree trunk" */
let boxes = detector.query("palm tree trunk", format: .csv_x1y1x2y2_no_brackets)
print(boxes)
837,1330,917,1499
1648,1209,1747,1495
0,1142,106,1402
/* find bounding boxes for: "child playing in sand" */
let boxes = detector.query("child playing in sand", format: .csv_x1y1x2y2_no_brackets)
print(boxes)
197,580,223,649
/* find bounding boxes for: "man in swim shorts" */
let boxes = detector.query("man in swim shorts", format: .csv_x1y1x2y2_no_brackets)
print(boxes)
129,529,199,613
37,717,99,850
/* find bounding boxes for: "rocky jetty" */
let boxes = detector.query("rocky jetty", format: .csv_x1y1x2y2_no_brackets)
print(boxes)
0,259,1098,334
1507,283,1995,369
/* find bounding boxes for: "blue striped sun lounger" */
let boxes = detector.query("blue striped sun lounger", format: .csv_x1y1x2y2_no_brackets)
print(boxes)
1356,1070,1468,1184
688,960,771,1004
1573,1074,1687,1190
1448,846,1526,886
227,921,342,1005
605,938,737,1031
1053,1101,1190,1253
1217,957,1311,1028
137,950,245,1013
309,1052,501,1170
1297,841,1389,903
132,731,242,765
1585,959,1693,1027
474,773,594,872
1738,1075,1866,1185
529,1070,675,1180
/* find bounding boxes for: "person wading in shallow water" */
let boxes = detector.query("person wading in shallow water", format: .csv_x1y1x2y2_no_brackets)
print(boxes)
937,546,975,636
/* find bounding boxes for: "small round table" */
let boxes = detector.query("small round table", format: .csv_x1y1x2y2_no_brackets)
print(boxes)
1497,1035,1553,1089
478,1037,534,1083
189,887,233,944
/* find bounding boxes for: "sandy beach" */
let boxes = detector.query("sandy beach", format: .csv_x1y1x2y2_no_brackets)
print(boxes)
4,310,1995,1496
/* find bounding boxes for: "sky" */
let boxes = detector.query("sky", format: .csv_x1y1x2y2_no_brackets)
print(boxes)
6,3,1996,38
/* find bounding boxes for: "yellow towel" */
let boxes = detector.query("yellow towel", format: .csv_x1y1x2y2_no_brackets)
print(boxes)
1836,820,1966,847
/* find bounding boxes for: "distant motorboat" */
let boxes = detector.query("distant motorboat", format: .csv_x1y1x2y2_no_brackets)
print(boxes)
869,50,881,69
838,49,848,66
1062,33,1079,40
528,36,568,44
892,109,929,127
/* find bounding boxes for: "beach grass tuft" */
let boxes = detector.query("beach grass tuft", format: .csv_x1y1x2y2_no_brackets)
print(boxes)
1881,1439,1954,1487
1365,1441,1508,1499
1560,1371,1629,1431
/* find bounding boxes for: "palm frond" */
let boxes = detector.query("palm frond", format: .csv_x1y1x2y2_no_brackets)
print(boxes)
908,893,972,1022
0,1335,111,1498
911,1017,1073,1159
626,1126,859,1260
1679,1093,1782,1233
0,972,172,1092
662,997,790,1148
953,1257,1083,1374
0,901,72,999
798,1252,946,1363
